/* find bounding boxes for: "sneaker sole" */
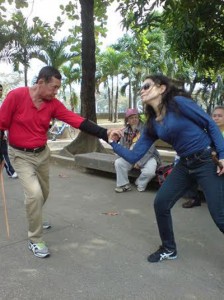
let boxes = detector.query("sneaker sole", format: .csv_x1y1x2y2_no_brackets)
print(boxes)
32,251,50,258
115,188,132,193
165,255,177,260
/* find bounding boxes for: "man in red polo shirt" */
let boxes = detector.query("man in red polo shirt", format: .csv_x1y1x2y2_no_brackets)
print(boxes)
0,66,113,258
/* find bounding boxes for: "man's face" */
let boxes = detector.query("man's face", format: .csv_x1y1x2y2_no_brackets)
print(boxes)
38,77,61,100
212,108,224,129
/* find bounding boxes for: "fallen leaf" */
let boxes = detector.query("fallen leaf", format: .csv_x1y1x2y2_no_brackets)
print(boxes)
102,211,119,216
58,173,69,178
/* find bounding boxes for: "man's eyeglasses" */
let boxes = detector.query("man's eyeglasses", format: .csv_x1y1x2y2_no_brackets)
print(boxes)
140,83,153,91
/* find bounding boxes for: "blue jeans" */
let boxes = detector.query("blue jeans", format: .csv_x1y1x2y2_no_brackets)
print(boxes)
154,147,224,251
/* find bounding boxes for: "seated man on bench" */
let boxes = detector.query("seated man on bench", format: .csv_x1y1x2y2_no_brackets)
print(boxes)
115,108,161,192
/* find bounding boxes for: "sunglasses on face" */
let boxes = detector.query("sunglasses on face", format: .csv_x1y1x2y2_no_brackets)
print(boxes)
140,83,154,91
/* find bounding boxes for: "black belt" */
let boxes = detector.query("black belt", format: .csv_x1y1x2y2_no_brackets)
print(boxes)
181,146,211,161
10,145,46,153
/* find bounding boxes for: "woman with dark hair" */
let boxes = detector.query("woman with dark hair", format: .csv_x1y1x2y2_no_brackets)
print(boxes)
109,74,224,263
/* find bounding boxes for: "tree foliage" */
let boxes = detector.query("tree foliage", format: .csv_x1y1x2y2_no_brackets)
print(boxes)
0,0,65,85
161,0,224,73
97,47,127,121
2,0,223,117
0,11,54,85
37,38,79,70
117,0,224,74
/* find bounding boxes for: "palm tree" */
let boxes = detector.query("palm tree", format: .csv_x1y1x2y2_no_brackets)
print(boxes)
0,11,52,86
37,38,79,70
98,47,126,122
112,30,167,108
61,62,81,111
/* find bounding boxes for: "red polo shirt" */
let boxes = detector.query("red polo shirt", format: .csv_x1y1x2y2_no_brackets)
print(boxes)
0,87,84,148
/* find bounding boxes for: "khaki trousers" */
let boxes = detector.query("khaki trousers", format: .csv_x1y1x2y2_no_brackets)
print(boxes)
9,146,50,243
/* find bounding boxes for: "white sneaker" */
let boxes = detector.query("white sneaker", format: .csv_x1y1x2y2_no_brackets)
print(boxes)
28,241,50,258
10,172,18,179
115,184,132,193
137,187,145,192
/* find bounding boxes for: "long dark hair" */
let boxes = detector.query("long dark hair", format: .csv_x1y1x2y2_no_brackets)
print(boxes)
144,74,190,134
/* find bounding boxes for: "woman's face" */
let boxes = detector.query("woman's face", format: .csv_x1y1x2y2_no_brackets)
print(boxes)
212,108,224,129
127,114,139,129
140,79,166,106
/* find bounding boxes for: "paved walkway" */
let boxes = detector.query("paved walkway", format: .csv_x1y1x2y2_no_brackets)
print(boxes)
0,153,224,299
0,120,222,299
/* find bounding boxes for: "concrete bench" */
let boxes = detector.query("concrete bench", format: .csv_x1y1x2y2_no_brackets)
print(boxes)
74,152,140,177
74,144,176,179
74,152,116,173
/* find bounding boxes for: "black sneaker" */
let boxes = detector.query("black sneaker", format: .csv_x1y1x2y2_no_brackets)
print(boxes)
147,246,177,263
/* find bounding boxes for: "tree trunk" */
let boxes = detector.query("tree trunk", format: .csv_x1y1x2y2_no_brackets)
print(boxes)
128,78,132,108
114,75,118,123
61,0,106,156
61,132,108,157
133,87,138,108
24,64,28,87
108,83,112,121
111,76,114,122
80,0,96,122
69,83,74,112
